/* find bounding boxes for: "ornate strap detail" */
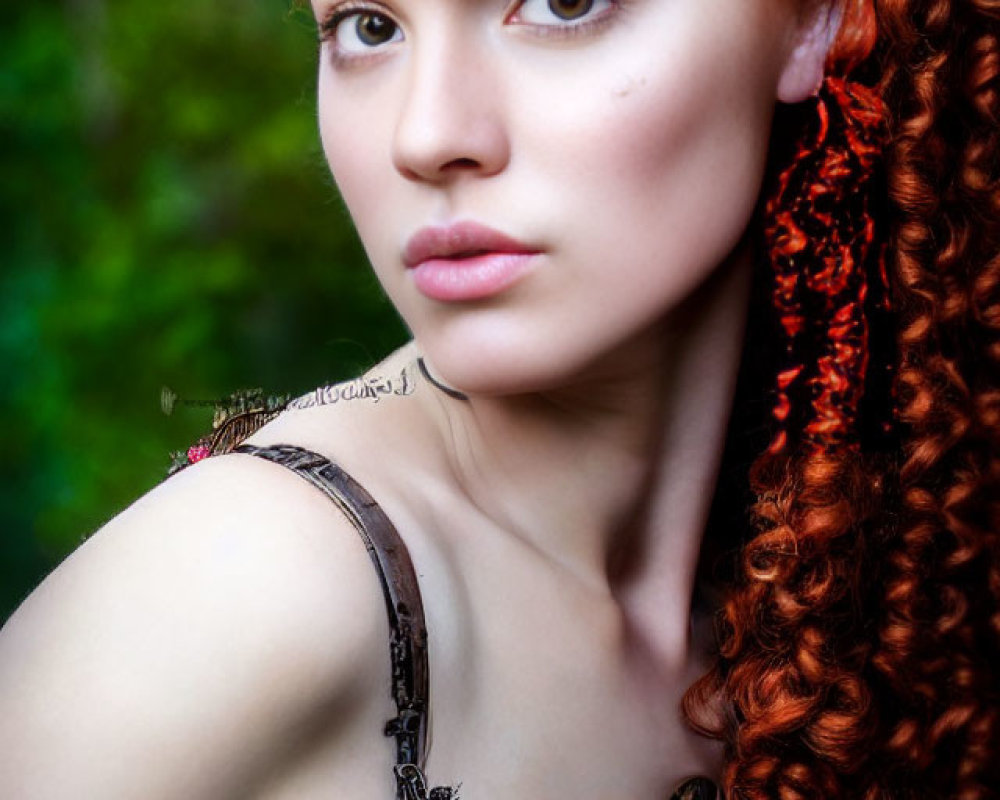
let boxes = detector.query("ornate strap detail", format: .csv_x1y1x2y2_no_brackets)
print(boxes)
395,764,457,800
232,443,455,797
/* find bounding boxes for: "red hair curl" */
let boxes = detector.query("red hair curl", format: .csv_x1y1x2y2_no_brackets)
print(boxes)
684,1,1000,796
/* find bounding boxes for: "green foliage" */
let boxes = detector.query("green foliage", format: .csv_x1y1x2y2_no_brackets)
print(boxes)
0,1,408,620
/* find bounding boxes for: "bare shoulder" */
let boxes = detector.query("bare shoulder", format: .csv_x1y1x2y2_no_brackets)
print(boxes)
0,452,391,799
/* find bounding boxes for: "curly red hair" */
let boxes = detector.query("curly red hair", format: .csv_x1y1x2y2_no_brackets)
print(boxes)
684,1,1000,797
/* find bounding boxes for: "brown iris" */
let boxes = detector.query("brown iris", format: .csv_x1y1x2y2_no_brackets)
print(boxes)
547,0,594,21
355,14,397,46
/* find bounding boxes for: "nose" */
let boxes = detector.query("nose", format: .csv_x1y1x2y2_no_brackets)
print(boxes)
391,35,510,184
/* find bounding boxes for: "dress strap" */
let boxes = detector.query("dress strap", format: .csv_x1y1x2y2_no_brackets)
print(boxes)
233,443,452,797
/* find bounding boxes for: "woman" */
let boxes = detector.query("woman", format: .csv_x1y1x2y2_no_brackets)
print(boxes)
0,0,996,797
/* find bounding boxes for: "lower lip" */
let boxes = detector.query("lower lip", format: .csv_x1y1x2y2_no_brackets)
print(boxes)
410,252,538,302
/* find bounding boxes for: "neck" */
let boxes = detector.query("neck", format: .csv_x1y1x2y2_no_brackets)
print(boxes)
417,247,752,653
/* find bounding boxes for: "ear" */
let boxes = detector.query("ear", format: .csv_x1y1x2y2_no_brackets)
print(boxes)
776,1,843,103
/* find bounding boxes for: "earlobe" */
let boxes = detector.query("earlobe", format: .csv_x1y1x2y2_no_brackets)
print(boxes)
776,2,844,104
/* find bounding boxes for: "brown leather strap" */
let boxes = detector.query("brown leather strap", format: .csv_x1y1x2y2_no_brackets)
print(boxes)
233,444,431,772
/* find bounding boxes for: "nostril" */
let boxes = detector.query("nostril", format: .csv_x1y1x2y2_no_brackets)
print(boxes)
442,157,481,170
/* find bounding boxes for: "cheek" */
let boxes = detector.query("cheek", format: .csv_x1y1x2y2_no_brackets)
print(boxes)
318,73,397,242
512,26,779,295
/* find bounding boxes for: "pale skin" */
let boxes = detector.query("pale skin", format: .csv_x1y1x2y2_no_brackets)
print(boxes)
0,0,840,797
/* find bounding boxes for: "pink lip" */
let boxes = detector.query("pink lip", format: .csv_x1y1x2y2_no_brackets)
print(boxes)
403,221,541,301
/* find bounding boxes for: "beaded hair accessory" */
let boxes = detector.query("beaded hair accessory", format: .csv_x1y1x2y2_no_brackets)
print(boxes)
763,74,889,454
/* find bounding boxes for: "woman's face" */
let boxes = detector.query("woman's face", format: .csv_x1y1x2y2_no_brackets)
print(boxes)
313,0,809,393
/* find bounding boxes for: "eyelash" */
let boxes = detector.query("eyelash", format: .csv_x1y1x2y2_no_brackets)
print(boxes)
318,0,622,66
507,0,620,39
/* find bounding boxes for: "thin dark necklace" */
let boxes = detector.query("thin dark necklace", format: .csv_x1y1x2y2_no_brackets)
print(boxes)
417,357,469,401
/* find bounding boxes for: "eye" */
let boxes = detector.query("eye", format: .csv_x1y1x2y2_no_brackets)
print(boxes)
509,0,615,27
323,6,403,57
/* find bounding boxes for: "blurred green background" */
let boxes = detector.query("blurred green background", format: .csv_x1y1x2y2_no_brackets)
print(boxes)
1,1,408,622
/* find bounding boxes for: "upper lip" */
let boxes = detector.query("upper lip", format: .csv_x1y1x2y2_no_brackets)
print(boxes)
403,221,539,269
